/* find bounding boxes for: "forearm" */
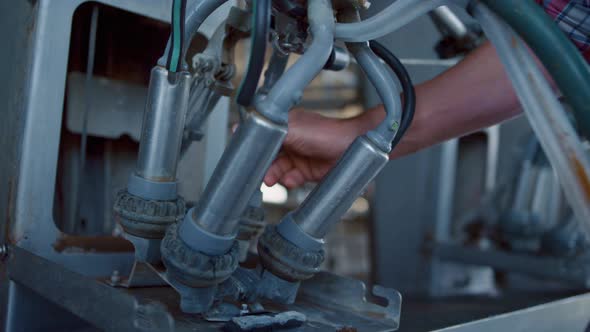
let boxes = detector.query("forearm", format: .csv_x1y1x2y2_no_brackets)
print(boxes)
354,41,523,158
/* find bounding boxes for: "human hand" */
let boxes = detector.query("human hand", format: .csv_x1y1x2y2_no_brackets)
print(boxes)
263,109,367,189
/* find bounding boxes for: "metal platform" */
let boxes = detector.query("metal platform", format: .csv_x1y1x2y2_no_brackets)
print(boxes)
5,245,401,331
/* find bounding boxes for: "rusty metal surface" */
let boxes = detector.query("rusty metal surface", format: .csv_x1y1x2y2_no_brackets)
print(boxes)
52,235,134,253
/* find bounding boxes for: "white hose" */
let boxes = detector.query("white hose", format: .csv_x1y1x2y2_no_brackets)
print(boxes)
474,4,590,236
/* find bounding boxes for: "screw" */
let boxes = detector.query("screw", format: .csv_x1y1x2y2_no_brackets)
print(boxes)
0,244,8,261
360,0,371,9
110,270,121,285
240,304,249,316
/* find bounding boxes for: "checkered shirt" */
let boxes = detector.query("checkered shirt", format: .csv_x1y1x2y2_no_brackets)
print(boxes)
536,0,590,61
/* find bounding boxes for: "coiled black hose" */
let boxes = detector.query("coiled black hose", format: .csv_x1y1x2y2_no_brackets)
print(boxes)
369,41,416,149
236,0,271,107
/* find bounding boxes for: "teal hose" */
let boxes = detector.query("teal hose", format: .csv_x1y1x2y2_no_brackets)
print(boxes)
477,0,590,138
170,0,181,72
167,0,185,72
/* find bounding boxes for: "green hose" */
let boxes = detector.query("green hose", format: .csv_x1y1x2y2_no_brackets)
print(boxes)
170,0,182,72
478,0,590,138
167,0,185,73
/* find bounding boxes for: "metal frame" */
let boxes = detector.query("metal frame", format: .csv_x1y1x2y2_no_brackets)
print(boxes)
2,0,173,280
2,0,232,273
0,0,230,329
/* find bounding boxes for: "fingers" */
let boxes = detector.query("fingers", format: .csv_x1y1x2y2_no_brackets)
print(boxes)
281,169,306,189
263,166,279,187
263,155,294,187
279,159,333,188
289,154,314,182
264,153,334,188
265,152,314,187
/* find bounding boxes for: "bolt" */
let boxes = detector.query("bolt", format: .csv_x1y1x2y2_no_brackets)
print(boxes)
360,0,371,9
110,270,121,285
0,244,8,261
240,304,249,316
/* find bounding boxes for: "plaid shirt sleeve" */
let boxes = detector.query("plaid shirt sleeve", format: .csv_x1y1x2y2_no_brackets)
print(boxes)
535,0,590,62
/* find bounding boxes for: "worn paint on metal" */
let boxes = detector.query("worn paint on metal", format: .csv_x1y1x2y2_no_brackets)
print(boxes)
571,155,590,202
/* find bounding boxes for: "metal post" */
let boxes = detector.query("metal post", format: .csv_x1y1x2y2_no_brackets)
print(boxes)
290,136,389,239
127,67,191,201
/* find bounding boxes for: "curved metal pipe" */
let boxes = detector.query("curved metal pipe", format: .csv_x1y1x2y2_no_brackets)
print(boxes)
335,0,447,42
254,0,335,124
348,42,401,151
275,8,403,242
236,0,271,107
258,50,290,96
277,9,402,240
179,0,335,242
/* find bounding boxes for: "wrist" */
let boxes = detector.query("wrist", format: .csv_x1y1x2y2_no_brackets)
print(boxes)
389,83,430,158
342,106,386,137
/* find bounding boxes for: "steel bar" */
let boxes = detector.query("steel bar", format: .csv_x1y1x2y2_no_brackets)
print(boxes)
432,243,590,287
135,67,190,183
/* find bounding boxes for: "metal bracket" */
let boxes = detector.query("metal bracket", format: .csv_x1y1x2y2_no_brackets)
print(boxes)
298,272,402,329
107,260,167,288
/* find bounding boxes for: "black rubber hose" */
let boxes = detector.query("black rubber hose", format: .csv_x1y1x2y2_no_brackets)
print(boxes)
369,40,416,149
477,0,590,138
236,0,271,107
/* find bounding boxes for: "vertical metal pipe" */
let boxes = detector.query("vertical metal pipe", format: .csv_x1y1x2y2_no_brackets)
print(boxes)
135,67,191,182
279,6,400,241
71,5,99,233
189,112,287,236
430,6,469,39
292,136,389,239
